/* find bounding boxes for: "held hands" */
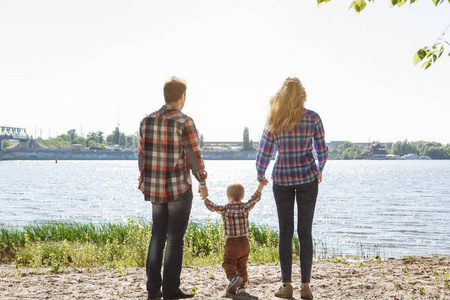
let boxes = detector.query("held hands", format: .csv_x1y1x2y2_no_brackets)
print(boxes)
198,185,208,200
257,176,269,192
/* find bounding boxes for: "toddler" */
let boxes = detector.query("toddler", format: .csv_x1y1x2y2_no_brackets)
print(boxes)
200,180,266,295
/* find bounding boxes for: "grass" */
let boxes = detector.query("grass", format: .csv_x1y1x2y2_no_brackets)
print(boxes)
0,216,377,271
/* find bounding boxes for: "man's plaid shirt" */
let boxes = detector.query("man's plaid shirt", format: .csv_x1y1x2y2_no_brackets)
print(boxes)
204,191,261,238
256,109,328,186
138,104,207,203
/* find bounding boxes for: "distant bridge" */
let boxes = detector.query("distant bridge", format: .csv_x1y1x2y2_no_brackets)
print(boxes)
1,126,29,159
1,126,28,141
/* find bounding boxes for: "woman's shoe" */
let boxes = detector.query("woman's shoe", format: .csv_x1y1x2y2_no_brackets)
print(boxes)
300,286,313,299
274,283,293,298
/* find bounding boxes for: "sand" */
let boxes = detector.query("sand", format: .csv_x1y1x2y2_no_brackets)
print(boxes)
1,256,449,299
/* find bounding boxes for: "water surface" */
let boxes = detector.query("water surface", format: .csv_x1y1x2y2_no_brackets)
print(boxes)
1,160,449,258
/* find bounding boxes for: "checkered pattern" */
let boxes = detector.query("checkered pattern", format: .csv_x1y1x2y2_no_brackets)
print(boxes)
256,109,328,186
204,191,261,238
138,104,207,203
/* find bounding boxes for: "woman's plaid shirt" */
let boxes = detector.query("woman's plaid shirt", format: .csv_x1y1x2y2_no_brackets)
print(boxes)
204,191,261,238
138,104,207,203
256,109,328,186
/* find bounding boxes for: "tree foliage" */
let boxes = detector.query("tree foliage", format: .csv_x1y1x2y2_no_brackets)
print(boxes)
37,128,138,149
341,142,364,159
389,139,449,158
317,0,450,69
243,127,250,151
242,127,256,151
199,134,205,149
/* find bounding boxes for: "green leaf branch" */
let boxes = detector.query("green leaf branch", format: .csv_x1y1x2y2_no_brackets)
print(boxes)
317,0,450,69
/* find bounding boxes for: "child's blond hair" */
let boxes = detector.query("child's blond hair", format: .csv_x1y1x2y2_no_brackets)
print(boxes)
227,183,245,201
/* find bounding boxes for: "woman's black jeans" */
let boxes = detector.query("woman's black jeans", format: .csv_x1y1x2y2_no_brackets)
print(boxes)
273,178,318,283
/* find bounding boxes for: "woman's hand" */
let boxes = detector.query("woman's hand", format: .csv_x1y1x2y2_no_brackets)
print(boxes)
258,177,269,185
317,172,322,184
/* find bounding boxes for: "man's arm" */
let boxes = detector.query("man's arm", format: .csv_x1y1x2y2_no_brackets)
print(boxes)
182,117,208,192
138,152,143,173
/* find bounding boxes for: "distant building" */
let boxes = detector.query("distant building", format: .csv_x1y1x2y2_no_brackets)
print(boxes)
360,143,387,160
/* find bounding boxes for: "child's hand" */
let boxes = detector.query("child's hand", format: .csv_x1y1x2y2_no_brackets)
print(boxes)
257,177,268,192
258,177,269,186
200,187,208,200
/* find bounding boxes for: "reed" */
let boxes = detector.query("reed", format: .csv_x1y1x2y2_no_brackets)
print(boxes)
0,216,360,270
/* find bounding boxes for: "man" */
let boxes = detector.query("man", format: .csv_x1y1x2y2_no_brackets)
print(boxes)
138,76,208,300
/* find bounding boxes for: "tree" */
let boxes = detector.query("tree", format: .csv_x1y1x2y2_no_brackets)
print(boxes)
317,0,450,69
385,142,393,153
243,127,250,151
110,127,121,145
2,140,11,148
392,139,415,155
67,129,77,141
342,145,363,159
200,134,205,149
97,131,104,144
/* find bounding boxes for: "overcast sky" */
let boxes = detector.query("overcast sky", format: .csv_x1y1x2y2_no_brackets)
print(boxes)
1,0,449,144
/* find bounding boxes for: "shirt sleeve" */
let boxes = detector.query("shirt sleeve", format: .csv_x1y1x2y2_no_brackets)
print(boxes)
182,117,207,183
313,115,328,172
256,128,276,180
244,191,261,212
204,199,226,214
138,120,145,173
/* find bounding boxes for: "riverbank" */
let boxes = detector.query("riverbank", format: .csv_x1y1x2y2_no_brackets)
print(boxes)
1,256,449,299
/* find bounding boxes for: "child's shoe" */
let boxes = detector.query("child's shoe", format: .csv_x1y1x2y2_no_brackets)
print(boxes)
226,275,243,294
274,283,293,298
236,285,246,295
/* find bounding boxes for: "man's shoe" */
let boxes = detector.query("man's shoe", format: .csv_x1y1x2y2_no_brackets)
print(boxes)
274,283,293,298
300,286,313,299
163,288,194,299
148,291,163,299
226,275,243,295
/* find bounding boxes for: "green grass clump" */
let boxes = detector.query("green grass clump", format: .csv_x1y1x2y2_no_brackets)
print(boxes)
1,216,329,270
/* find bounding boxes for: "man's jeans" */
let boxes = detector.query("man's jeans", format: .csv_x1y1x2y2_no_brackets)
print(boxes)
146,187,193,296
273,179,318,283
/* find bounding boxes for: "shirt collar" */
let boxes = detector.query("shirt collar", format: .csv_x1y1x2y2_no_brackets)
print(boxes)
164,104,180,111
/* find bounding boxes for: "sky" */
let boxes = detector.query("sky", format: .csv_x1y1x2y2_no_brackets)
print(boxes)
1,0,449,144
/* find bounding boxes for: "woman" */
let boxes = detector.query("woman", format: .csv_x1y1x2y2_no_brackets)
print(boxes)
256,77,328,299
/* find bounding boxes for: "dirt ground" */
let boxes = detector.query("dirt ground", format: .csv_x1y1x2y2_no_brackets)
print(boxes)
1,256,449,299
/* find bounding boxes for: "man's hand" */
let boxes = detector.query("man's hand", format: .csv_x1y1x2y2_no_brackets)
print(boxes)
199,185,208,200
318,172,322,184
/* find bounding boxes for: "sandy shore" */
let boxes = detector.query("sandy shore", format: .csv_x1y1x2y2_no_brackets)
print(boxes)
1,256,449,299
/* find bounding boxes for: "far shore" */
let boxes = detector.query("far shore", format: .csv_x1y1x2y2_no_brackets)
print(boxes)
1,256,449,299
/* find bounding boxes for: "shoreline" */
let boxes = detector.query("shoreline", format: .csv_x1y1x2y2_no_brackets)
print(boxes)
1,256,449,299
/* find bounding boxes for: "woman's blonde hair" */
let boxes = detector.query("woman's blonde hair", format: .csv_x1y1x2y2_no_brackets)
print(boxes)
266,77,307,132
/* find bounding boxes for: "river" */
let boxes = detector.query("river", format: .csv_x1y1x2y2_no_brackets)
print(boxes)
0,160,449,258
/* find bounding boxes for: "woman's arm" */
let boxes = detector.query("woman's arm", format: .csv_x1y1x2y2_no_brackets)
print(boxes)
313,115,328,173
256,128,276,180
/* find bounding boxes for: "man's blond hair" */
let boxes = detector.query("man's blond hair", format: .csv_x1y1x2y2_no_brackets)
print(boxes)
227,183,245,201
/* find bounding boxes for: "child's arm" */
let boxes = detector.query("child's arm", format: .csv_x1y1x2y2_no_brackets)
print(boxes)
201,190,226,214
244,180,267,212
256,179,267,193
200,188,208,201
